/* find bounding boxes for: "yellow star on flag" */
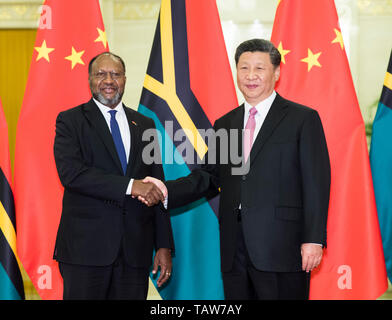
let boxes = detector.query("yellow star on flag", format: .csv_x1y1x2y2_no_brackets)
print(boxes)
331,28,344,50
34,40,55,62
277,41,290,64
94,28,108,49
301,48,322,72
65,47,85,69
278,0,282,6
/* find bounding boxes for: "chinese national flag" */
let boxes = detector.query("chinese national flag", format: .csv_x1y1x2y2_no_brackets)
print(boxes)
14,0,108,299
271,0,387,299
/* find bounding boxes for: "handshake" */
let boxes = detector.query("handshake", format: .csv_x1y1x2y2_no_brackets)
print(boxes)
131,177,167,207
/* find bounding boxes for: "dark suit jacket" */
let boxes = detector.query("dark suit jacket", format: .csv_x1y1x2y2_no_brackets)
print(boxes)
166,93,330,273
53,99,174,267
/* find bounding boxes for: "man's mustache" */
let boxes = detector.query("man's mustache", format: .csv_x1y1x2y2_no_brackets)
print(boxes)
100,85,118,90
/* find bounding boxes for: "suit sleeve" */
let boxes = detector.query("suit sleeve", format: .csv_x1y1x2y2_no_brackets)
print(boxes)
54,111,130,204
165,123,221,209
147,121,175,252
299,110,331,246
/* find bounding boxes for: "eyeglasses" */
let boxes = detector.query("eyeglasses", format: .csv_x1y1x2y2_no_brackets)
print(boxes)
92,71,125,80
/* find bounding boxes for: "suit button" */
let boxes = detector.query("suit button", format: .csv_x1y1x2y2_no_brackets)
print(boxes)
242,175,246,181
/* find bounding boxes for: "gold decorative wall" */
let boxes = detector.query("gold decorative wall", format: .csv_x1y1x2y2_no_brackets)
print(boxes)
0,0,41,28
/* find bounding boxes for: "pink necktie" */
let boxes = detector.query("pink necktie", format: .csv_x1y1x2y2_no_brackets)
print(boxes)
244,107,258,162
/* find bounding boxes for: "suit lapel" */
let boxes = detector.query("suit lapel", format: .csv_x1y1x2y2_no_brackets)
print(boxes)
124,106,141,177
249,94,289,165
230,104,245,160
83,99,124,174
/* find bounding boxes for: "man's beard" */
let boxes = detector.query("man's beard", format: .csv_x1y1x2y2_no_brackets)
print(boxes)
92,89,123,107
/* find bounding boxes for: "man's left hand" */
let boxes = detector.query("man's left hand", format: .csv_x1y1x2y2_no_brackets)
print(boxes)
152,248,172,287
301,243,323,273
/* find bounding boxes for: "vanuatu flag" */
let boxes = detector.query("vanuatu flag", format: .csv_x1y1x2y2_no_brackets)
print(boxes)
0,98,24,300
139,0,238,299
370,50,392,283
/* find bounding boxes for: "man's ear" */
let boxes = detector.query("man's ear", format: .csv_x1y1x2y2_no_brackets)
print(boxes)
274,65,281,82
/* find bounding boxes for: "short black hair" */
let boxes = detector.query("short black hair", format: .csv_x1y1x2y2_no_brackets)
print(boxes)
88,52,126,75
235,39,281,68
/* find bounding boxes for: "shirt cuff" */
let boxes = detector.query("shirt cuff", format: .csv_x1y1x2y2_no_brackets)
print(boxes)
305,243,323,247
163,195,168,210
126,178,134,195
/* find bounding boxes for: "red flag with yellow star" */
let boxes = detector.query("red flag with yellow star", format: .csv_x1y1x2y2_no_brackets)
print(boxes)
271,0,387,299
14,0,108,299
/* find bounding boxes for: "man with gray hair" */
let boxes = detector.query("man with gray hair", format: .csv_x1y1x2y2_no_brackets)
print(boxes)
53,52,174,299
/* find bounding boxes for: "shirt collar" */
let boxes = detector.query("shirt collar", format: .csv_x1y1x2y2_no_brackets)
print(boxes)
93,98,124,116
244,90,276,116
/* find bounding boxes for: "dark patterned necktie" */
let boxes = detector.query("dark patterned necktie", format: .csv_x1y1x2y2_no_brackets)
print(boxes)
108,110,127,174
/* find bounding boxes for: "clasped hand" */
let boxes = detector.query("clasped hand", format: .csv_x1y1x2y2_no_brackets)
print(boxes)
131,177,167,207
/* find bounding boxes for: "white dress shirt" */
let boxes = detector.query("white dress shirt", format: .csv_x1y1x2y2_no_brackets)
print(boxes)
243,90,276,142
94,98,133,195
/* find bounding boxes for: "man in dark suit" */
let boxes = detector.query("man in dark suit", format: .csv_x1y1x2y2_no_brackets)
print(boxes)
53,52,174,300
144,39,330,299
